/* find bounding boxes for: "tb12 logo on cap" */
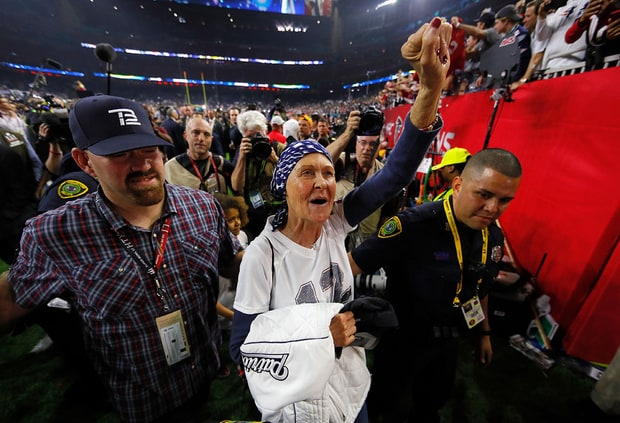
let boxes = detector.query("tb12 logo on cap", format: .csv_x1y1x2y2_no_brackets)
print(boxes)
109,108,141,126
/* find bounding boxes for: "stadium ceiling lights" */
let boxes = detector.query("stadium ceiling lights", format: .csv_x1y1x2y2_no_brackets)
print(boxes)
275,21,309,32
81,43,323,66
376,0,397,10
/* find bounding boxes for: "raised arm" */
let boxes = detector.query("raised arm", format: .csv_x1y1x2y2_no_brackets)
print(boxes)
326,110,360,160
451,16,488,40
343,18,452,226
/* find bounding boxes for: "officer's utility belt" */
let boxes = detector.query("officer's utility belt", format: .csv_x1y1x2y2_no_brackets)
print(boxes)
432,325,460,339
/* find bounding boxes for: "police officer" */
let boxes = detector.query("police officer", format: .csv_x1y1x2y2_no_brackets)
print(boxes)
38,152,98,213
348,148,522,422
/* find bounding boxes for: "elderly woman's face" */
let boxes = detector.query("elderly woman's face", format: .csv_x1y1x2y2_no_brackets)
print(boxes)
285,153,336,224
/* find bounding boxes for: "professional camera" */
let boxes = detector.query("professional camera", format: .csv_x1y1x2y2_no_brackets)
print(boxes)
250,132,272,160
354,267,387,292
356,106,384,136
26,95,73,147
42,94,63,109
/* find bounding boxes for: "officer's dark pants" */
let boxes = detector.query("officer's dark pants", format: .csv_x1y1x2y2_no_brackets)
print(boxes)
367,327,459,423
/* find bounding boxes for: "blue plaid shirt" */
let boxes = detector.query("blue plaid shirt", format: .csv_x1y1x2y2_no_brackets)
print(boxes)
9,183,242,422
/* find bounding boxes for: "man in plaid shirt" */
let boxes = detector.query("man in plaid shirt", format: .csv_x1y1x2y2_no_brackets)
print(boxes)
0,94,244,422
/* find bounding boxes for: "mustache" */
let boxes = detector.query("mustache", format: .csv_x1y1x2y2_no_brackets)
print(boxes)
126,170,160,181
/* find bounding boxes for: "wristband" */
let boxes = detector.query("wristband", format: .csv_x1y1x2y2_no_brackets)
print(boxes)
49,150,62,156
418,113,439,132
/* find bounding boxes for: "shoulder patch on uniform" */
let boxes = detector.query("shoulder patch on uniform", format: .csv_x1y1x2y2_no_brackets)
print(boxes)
57,179,90,200
378,216,402,238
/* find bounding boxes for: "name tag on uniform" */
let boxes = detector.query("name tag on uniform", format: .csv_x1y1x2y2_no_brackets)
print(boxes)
461,296,485,329
156,310,191,365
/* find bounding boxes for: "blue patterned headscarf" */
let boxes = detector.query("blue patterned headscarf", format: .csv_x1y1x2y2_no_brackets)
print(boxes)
270,140,333,230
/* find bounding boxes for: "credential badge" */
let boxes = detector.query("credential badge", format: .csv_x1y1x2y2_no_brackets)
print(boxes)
491,245,503,263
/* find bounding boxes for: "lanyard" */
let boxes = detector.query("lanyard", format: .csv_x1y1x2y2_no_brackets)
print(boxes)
248,159,267,184
114,217,173,312
443,195,488,307
154,217,171,270
189,154,221,192
354,162,368,187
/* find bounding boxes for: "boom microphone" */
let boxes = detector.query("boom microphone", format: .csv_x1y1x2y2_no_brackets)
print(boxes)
45,58,63,69
95,43,117,63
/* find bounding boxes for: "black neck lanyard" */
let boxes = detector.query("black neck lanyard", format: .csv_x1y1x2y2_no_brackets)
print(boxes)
113,217,173,312
354,162,368,187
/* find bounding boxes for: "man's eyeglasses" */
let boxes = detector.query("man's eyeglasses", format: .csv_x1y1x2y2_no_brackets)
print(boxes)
356,139,380,149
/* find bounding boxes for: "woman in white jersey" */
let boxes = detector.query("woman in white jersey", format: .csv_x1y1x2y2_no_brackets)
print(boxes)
230,17,453,423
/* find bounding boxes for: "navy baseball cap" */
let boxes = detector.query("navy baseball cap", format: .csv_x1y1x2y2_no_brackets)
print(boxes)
475,11,496,28
495,5,522,22
340,297,399,350
69,94,172,155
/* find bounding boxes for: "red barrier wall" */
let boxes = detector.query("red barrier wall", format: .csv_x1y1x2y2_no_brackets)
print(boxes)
384,67,620,364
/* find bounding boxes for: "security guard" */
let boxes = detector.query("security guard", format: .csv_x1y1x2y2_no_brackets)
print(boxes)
38,153,98,213
349,148,522,422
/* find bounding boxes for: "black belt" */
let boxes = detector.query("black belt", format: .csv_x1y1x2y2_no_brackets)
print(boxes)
432,325,460,339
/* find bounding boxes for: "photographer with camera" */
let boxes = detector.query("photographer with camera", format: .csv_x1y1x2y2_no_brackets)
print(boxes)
327,107,398,251
26,96,75,198
232,110,287,239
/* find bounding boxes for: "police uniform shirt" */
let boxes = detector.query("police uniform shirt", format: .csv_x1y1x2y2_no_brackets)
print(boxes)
351,200,504,331
38,171,98,213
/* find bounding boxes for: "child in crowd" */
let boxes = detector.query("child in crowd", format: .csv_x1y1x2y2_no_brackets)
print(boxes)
214,193,250,377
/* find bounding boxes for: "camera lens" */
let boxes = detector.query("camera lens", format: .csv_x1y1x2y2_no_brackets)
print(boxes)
356,107,384,136
251,133,272,160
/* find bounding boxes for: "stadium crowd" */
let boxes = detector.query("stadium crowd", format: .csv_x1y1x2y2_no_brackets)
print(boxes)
0,1,619,422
